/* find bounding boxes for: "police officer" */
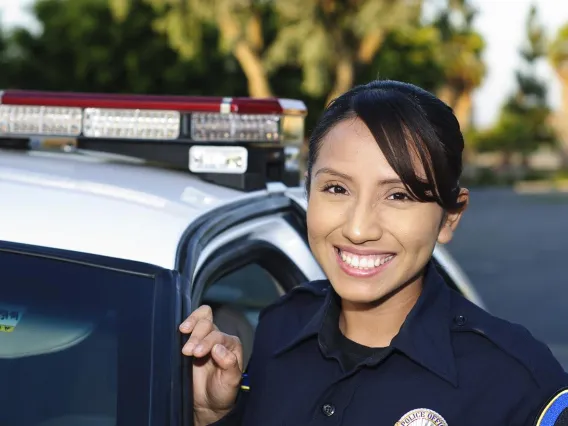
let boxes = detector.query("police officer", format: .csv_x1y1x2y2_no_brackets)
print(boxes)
180,80,568,426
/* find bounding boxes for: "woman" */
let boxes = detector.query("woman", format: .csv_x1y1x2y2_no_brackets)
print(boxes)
180,80,568,426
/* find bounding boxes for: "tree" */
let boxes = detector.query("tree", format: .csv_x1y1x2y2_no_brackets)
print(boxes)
111,0,277,97
548,22,568,162
265,0,423,103
431,0,486,131
474,5,555,166
110,0,422,102
4,0,248,96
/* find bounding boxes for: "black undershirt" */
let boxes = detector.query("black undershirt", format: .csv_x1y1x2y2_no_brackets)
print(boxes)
321,291,389,372
335,323,387,371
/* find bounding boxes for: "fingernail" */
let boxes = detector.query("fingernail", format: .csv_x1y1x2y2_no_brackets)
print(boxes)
215,344,227,357
184,343,195,354
194,344,203,354
180,320,192,331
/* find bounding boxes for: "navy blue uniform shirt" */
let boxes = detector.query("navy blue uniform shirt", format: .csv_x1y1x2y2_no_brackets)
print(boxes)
212,261,568,425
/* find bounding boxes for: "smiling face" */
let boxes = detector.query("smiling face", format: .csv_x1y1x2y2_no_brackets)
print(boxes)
306,117,468,305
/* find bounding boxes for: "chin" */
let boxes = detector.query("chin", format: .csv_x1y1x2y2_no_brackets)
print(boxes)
330,276,392,305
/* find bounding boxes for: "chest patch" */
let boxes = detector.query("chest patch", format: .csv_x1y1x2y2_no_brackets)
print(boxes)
395,408,448,426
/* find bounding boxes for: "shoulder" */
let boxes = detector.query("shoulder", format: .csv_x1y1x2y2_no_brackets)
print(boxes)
449,292,568,424
257,279,330,325
451,291,566,387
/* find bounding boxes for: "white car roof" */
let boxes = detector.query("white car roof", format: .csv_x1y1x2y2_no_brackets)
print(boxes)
0,148,250,269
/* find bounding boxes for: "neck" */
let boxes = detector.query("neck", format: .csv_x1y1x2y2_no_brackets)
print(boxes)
338,275,423,348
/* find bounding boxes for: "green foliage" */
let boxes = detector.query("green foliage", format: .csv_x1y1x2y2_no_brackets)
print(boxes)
2,0,248,96
363,26,444,92
474,4,555,155
431,0,486,90
265,0,423,97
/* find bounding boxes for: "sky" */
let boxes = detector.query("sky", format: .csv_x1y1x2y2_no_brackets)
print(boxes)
0,0,567,129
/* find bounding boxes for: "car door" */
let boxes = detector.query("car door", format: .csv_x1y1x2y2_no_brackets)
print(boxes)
0,240,180,426
176,189,320,426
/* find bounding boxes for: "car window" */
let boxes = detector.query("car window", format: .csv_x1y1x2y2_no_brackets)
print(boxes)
202,263,283,329
201,262,286,369
0,248,173,426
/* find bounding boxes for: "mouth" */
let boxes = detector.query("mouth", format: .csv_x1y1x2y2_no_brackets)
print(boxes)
334,246,396,278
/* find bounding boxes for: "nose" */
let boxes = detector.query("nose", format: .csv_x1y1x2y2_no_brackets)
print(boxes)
341,198,383,244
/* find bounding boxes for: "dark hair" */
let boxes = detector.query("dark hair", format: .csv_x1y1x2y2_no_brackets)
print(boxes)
306,80,465,212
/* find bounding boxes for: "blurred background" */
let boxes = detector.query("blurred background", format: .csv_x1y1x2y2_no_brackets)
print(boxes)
0,0,566,366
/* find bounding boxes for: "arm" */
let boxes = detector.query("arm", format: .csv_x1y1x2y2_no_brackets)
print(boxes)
509,373,568,426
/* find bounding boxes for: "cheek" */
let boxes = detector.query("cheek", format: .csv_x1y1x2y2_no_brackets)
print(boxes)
382,206,442,248
306,194,345,242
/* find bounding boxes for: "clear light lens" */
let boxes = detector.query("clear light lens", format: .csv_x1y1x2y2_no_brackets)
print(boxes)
83,108,180,140
0,105,82,136
191,113,280,142
188,146,248,174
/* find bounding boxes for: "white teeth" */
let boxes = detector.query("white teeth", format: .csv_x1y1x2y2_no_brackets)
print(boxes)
338,250,394,269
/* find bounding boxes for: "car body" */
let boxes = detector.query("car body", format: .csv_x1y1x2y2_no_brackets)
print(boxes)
0,91,484,426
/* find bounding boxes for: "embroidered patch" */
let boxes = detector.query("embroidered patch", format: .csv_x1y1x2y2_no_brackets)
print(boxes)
535,388,568,426
395,408,448,426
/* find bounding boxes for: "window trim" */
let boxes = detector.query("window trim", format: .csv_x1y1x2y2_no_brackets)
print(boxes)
191,238,307,306
181,237,308,426
177,193,306,426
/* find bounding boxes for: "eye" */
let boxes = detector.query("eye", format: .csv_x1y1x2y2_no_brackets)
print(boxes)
388,191,411,201
323,184,348,195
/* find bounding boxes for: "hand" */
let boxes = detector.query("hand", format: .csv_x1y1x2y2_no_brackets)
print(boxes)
180,305,243,426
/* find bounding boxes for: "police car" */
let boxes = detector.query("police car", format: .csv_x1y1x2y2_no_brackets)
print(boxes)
0,90,484,426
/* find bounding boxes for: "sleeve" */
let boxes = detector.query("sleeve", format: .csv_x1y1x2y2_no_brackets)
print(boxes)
207,386,250,426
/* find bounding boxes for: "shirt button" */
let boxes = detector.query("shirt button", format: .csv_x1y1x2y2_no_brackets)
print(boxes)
321,404,336,417
454,315,467,326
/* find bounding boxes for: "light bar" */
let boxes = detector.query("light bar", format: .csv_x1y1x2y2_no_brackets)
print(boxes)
191,113,280,142
83,108,180,140
0,105,82,136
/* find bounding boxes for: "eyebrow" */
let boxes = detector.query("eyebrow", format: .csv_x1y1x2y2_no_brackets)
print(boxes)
313,167,403,186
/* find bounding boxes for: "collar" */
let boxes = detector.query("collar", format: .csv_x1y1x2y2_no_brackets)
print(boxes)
273,260,459,387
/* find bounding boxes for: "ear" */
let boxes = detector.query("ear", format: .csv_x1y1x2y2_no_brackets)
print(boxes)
437,188,469,245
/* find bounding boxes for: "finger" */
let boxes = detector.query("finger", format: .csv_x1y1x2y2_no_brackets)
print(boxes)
193,331,241,364
211,344,243,386
179,305,214,333
182,318,217,356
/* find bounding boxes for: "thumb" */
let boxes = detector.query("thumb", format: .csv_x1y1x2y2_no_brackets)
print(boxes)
212,344,242,386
